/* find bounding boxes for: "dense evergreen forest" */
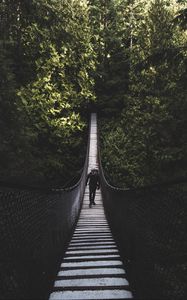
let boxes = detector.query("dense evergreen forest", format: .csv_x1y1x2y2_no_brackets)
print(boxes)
0,0,186,188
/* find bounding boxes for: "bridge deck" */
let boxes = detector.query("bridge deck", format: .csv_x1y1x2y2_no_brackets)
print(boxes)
49,114,133,300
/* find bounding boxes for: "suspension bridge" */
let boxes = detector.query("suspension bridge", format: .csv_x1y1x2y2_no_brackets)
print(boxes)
49,113,133,300
0,114,186,300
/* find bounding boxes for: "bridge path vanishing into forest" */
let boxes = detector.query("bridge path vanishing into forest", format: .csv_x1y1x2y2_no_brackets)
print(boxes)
49,113,133,300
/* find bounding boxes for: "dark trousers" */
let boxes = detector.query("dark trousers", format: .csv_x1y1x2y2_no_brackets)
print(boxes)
89,186,96,204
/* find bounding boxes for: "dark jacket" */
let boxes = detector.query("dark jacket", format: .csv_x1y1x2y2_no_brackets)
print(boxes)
86,171,100,189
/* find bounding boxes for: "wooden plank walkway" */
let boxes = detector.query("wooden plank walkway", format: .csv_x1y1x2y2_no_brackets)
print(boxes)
49,113,133,300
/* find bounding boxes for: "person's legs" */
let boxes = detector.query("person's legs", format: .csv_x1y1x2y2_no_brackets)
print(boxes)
89,186,93,207
92,188,96,204
89,186,97,207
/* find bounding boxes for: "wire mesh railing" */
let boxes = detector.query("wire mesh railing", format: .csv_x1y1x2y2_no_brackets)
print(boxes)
99,144,187,300
0,126,90,300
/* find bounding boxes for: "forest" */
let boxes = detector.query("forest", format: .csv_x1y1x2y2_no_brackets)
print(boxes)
0,0,187,188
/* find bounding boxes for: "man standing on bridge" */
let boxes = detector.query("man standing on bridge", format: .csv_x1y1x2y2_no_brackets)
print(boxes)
86,169,100,208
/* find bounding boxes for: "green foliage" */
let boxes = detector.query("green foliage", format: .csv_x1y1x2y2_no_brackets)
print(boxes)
0,0,96,186
88,0,132,114
1,0,186,188
99,0,187,187
174,8,187,30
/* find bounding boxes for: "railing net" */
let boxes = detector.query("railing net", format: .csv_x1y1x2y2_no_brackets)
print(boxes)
0,128,90,300
99,152,187,300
